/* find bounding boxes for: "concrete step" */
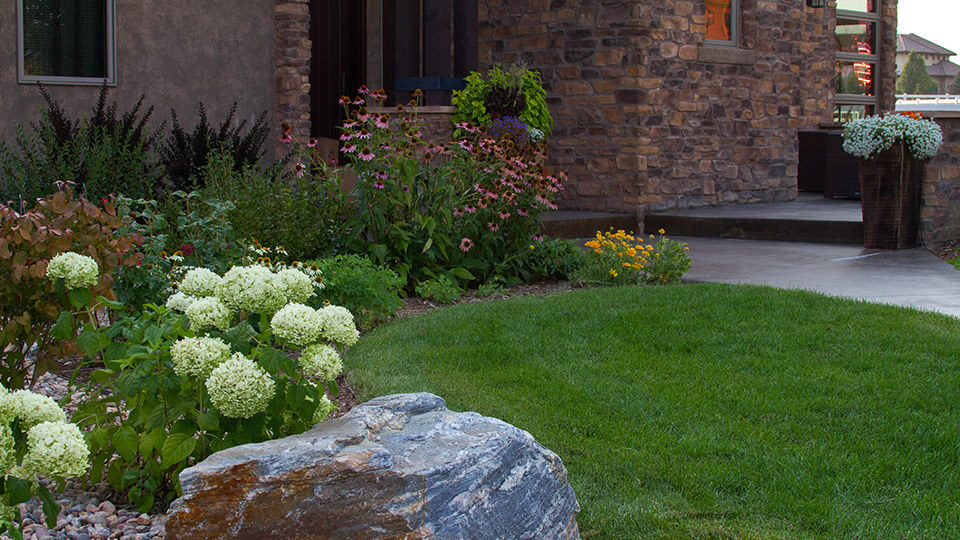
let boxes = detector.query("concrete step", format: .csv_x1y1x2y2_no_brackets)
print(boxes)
540,210,638,239
643,194,864,245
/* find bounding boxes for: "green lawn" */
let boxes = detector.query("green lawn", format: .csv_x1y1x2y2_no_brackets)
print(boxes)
344,283,960,539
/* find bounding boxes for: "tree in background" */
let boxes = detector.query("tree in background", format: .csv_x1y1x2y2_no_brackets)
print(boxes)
897,51,938,94
949,71,960,95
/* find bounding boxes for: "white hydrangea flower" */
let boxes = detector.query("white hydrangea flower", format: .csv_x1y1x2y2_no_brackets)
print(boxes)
843,114,943,160
313,394,335,424
270,303,324,346
178,267,223,297
217,265,287,315
206,353,276,418
299,344,342,381
170,337,231,379
20,421,89,478
0,390,68,429
46,252,99,290
318,305,360,346
0,425,14,474
185,296,232,331
165,292,196,313
276,268,316,304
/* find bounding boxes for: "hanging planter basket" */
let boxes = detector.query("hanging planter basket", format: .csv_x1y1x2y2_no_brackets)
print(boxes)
857,141,923,249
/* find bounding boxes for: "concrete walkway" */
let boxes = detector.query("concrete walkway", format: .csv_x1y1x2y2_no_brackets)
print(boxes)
678,236,960,318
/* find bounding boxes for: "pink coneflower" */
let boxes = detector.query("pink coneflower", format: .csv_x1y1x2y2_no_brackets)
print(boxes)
343,120,359,129
402,185,410,193
535,194,548,204
357,85,370,95
357,128,371,140
460,238,473,252
477,200,488,209
458,141,474,151
379,143,393,151
426,144,445,154
547,183,560,193
375,115,390,129
453,209,463,217
340,132,354,141
358,147,375,161
373,181,385,189
294,161,306,178
488,222,499,232
342,143,357,153
533,234,544,242
374,170,388,180
352,97,365,106
517,209,529,217
307,137,318,148
499,211,511,219
547,201,558,210
370,88,388,101
464,205,476,213
339,95,351,105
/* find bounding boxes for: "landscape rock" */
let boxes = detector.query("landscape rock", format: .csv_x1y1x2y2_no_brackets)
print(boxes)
166,393,580,539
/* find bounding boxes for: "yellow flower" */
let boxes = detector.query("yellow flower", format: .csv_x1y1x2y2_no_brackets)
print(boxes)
658,228,666,235
618,252,623,258
609,269,618,277
529,244,535,250
622,262,632,268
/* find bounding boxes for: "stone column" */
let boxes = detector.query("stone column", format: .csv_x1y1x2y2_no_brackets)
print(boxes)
275,0,312,143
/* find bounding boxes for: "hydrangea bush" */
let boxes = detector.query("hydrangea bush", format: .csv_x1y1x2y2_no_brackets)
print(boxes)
0,386,90,538
842,113,943,161
50,262,357,512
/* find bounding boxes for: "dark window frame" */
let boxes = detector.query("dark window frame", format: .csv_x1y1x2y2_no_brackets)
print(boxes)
834,2,880,121
17,0,117,86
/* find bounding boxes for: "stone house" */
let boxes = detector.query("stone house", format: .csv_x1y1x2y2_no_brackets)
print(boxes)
895,33,959,95
2,0,898,216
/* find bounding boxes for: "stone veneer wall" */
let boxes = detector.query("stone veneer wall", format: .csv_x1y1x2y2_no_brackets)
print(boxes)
921,117,960,248
478,0,898,213
275,0,312,144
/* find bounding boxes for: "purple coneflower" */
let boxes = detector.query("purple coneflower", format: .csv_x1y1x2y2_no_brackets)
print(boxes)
340,132,354,141
458,141,474,151
307,138,318,148
460,238,473,252
294,162,306,178
464,205,476,213
342,143,357,153
488,222,499,232
358,147,375,161
373,181,385,189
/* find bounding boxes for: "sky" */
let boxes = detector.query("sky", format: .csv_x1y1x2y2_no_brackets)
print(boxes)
897,0,960,59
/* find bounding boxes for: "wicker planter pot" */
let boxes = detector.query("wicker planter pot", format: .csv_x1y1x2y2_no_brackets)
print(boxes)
858,142,923,249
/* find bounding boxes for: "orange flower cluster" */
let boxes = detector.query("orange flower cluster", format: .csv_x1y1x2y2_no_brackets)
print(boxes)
584,229,653,275
900,111,923,120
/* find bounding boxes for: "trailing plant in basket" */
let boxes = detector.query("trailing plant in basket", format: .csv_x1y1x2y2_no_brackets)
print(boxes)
842,113,943,161
452,63,552,137
52,261,357,512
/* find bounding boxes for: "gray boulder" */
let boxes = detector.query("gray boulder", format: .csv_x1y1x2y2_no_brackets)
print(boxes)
166,392,581,539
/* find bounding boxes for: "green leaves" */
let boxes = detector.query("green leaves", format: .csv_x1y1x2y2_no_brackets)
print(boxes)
114,426,139,462
67,287,93,309
50,311,75,340
160,434,197,469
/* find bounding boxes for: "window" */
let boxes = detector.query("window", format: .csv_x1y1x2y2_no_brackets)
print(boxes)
834,0,879,121
17,0,116,85
705,0,739,45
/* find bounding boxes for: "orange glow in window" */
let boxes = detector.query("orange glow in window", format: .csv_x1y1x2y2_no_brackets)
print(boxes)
706,0,732,40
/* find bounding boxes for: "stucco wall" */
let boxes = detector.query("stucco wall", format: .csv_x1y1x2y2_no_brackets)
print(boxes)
479,0,898,213
0,0,276,157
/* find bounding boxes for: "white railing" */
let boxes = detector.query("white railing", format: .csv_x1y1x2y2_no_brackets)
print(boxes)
895,94,960,115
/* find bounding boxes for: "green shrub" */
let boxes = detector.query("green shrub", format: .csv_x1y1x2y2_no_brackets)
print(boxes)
0,86,161,202
524,237,586,281
0,187,141,388
452,63,552,137
200,148,343,261
305,255,403,328
415,275,464,304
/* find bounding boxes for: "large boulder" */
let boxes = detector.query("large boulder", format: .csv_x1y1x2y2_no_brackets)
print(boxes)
166,393,580,539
